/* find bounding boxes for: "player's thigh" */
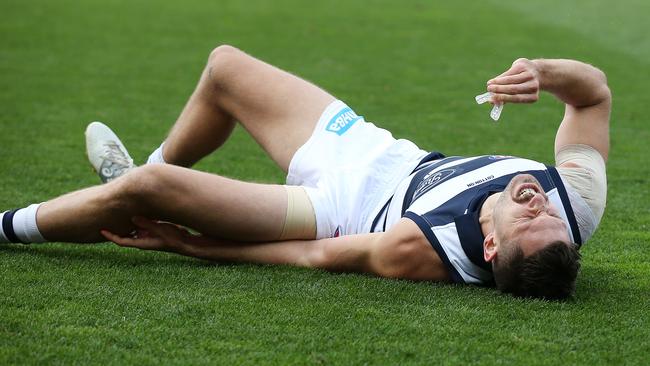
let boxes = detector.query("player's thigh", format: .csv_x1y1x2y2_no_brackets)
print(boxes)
133,164,287,241
210,46,335,172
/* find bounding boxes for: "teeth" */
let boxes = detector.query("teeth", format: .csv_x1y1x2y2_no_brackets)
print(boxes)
519,188,536,199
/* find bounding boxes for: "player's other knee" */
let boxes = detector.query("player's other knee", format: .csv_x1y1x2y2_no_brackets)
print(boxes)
206,45,244,83
209,44,240,61
108,165,169,209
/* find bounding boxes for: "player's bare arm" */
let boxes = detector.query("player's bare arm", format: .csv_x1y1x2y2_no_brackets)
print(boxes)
104,217,450,282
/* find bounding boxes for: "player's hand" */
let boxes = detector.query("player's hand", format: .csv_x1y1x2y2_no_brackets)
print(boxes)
101,216,198,254
487,58,540,104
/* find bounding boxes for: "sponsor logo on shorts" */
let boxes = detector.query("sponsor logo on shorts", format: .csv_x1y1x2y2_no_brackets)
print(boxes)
326,107,361,136
413,168,456,200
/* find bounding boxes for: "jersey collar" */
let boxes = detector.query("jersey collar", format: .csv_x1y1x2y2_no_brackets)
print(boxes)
454,187,504,274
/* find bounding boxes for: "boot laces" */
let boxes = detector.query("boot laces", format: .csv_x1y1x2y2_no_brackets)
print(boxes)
100,141,133,168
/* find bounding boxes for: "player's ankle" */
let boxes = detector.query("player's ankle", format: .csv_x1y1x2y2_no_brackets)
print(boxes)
146,142,167,165
0,204,46,244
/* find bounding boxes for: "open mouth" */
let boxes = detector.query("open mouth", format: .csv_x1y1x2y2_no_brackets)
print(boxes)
515,183,540,202
509,174,546,203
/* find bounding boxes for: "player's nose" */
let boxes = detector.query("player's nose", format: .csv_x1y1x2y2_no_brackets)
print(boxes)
527,193,547,211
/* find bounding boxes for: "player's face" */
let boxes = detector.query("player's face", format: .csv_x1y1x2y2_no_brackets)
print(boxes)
492,174,571,256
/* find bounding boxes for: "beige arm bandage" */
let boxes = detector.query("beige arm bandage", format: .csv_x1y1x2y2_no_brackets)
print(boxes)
278,186,317,240
556,144,607,223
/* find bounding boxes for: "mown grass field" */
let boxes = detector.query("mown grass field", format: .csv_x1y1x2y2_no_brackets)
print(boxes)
1,0,649,364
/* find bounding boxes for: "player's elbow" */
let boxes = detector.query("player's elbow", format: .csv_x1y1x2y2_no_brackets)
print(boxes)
595,65,608,86
592,65,611,103
600,83,612,105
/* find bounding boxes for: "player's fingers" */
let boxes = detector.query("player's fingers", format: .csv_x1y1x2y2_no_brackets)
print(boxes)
132,216,185,237
133,217,173,237
134,229,151,238
492,62,527,80
491,93,539,104
487,71,533,86
132,216,161,230
487,80,538,95
101,229,161,250
101,230,135,247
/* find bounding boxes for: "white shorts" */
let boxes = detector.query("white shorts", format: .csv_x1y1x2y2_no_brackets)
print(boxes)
287,100,428,239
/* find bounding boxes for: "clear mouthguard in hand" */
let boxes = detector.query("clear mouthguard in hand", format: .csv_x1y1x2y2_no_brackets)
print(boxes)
475,92,503,121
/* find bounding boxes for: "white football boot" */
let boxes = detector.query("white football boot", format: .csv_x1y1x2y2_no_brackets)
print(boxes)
85,122,136,183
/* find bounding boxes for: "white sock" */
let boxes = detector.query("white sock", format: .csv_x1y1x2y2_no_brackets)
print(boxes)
146,142,167,164
0,204,46,244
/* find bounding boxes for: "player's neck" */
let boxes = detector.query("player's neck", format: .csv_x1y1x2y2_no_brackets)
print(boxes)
479,192,501,236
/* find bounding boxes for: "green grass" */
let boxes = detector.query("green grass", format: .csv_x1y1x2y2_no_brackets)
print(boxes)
1,0,649,364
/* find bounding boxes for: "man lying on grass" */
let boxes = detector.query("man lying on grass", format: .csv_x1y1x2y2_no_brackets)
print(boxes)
0,46,610,300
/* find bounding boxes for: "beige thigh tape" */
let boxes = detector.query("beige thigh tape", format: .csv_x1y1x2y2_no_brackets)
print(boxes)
279,186,317,240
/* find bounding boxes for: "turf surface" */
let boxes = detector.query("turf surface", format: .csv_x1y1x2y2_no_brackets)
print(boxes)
1,0,649,364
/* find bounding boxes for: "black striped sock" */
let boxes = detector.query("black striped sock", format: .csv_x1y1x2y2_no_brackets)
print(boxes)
1,209,23,243
0,205,46,244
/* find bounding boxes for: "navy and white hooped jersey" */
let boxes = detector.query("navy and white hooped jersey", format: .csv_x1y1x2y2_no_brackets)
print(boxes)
369,152,582,285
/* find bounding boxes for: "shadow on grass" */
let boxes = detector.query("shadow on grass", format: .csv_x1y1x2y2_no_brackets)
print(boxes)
0,243,222,269
0,243,469,299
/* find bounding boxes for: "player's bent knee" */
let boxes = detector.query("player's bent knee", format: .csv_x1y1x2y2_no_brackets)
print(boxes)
208,44,240,62
206,45,247,84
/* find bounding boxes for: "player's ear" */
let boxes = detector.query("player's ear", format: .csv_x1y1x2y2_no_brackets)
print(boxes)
483,232,498,262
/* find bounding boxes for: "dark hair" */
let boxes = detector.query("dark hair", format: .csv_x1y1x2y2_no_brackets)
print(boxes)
493,241,581,300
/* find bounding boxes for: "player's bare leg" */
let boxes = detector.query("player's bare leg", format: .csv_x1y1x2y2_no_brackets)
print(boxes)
156,62,235,168
159,45,335,171
34,164,288,243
